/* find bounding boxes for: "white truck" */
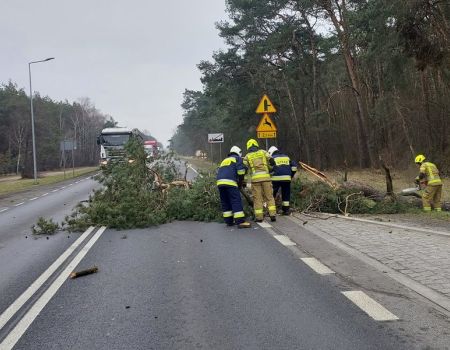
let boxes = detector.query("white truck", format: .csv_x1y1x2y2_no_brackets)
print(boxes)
97,127,144,166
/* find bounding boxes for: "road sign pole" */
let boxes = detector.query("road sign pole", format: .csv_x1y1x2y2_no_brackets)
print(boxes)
266,139,268,151
210,143,213,164
71,140,75,177
219,142,222,161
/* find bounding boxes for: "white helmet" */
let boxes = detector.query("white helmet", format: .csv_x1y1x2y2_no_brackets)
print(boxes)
230,146,242,157
268,146,278,156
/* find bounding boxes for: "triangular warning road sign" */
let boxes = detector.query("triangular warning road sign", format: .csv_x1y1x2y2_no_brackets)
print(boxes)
256,113,277,132
256,94,276,114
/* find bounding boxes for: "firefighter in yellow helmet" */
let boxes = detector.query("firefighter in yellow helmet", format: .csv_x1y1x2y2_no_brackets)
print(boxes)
243,139,277,222
414,154,443,212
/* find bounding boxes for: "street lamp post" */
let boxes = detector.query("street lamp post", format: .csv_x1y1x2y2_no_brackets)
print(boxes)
28,57,54,183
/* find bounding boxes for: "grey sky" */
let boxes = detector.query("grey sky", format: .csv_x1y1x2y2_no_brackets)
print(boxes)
0,0,227,144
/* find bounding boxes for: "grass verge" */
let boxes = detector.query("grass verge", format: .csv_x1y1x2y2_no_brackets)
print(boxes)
0,166,98,196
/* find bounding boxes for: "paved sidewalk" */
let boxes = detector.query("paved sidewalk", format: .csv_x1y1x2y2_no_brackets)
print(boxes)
293,214,450,300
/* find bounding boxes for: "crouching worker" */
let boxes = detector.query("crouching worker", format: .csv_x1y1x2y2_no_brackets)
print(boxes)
415,154,443,212
268,146,297,215
216,146,251,228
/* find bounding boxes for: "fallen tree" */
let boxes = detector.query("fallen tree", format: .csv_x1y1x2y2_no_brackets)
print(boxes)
297,162,449,213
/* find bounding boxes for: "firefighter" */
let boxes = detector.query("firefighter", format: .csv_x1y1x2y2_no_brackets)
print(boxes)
216,146,251,228
243,139,277,222
268,146,297,215
414,154,443,212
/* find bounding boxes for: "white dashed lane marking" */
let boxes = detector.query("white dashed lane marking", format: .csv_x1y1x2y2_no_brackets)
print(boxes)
257,222,272,228
68,183,74,186
29,197,39,201
51,189,59,193
41,193,49,197
273,235,296,246
301,257,335,275
342,291,399,321
0,208,8,213
14,202,24,207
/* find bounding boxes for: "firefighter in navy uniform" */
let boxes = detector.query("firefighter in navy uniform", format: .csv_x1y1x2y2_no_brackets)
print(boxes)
216,146,251,228
268,146,297,215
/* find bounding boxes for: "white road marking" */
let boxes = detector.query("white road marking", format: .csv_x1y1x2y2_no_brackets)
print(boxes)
68,183,74,186
0,208,8,213
1,226,107,350
29,197,39,201
41,193,49,197
14,202,24,207
51,189,59,193
273,235,296,246
301,257,335,275
60,186,66,189
187,164,203,178
342,291,399,321
257,222,272,228
0,226,96,333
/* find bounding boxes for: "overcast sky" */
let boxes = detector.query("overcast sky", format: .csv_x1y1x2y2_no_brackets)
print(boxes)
0,0,228,144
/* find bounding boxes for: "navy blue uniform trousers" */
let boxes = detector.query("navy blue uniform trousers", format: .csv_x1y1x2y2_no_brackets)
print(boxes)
218,185,245,225
272,181,291,213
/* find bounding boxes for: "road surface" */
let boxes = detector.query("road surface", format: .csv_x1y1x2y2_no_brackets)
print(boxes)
0,167,449,349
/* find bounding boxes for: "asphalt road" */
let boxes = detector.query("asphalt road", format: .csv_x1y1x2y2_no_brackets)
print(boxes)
0,175,99,330
0,165,447,349
2,222,411,350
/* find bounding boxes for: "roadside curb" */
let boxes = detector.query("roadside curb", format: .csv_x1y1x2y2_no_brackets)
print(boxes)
307,213,450,238
287,215,450,314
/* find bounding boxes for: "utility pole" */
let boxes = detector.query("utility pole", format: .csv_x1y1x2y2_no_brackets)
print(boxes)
28,57,55,183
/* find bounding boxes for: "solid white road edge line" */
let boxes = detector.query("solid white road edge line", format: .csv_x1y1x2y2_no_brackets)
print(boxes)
0,226,96,332
51,189,58,193
41,193,49,197
342,291,399,321
14,202,24,207
301,257,335,275
0,208,8,213
0,226,107,350
257,222,272,228
187,164,203,178
273,235,296,246
29,197,38,201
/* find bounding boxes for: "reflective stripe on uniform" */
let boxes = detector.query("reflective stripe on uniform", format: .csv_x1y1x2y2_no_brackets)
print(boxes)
252,172,271,181
423,207,432,211
435,208,442,211
233,211,245,218
223,211,233,218
282,201,290,206
291,166,297,171
254,209,263,214
268,205,276,211
219,157,236,167
274,157,290,166
237,169,246,175
271,175,291,181
216,179,238,187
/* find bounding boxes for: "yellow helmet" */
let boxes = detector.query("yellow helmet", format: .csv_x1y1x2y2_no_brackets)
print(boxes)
415,154,426,164
246,139,259,150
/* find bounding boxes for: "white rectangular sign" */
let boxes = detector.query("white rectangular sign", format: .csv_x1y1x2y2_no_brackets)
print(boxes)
208,133,224,143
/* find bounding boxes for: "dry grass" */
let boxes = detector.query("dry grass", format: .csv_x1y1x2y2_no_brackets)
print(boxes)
0,167,98,196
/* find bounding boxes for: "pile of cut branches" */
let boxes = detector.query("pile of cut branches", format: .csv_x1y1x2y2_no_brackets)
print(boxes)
64,139,225,231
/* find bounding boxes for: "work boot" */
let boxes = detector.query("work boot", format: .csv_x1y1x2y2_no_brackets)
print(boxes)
238,221,251,229
270,216,276,222
282,210,290,216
